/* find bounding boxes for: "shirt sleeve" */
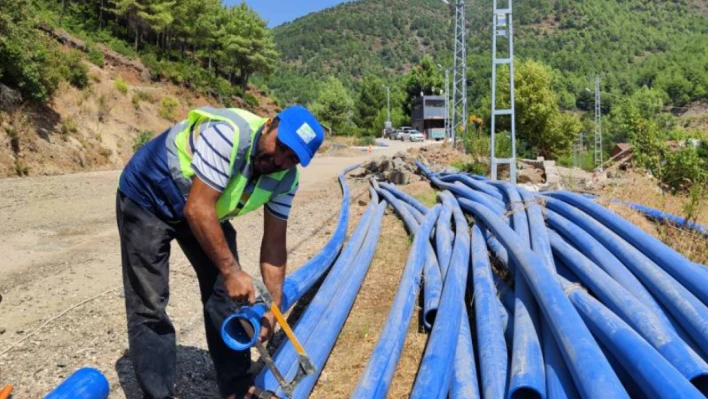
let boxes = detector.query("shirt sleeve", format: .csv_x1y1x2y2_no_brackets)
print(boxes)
191,122,235,192
265,182,298,220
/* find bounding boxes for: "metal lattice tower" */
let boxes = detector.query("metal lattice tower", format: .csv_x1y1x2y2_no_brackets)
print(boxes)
451,0,467,147
593,76,603,166
490,0,517,183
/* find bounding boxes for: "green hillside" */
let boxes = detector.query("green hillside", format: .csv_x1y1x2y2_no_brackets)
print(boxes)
268,0,708,113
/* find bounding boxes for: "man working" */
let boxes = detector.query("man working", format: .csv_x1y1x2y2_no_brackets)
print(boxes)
116,105,324,399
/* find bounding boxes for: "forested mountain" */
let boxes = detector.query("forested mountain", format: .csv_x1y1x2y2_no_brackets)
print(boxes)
267,0,708,113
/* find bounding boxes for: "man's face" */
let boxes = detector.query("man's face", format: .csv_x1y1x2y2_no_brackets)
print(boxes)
253,119,300,175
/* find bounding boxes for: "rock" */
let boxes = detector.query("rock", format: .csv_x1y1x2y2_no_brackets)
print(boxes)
439,166,460,174
392,157,405,169
0,327,5,335
389,170,410,185
517,168,544,184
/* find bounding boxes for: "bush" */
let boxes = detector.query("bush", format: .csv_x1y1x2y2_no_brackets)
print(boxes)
114,77,129,95
133,130,155,152
452,161,488,176
354,135,376,146
158,96,179,121
60,116,78,136
87,45,105,67
63,50,89,89
244,93,259,107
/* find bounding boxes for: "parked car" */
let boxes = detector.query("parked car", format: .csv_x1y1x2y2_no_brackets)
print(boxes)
400,129,424,142
408,130,425,142
396,126,412,140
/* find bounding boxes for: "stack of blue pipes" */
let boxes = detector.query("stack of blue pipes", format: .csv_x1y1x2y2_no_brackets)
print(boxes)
245,164,707,398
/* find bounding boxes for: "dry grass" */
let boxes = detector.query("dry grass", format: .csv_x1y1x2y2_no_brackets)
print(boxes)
597,172,708,265
309,207,427,398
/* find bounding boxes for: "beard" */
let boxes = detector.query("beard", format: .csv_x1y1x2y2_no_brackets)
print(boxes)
253,152,280,175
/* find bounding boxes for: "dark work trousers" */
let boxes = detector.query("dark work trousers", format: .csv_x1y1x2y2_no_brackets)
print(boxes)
116,191,252,399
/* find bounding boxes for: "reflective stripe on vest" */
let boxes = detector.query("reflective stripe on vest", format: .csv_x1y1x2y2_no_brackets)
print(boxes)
165,106,299,221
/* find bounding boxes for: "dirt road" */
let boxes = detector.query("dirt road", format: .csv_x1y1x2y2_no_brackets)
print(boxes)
0,138,432,398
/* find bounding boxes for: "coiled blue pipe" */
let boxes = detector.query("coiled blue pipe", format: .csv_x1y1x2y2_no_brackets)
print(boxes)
352,205,441,399
549,230,708,392
380,182,429,215
376,184,442,330
280,167,356,310
471,223,509,399
562,281,706,399
542,195,708,357
611,199,707,236
545,191,708,306
455,198,629,399
45,368,109,399
411,193,473,399
256,186,379,392
416,162,506,213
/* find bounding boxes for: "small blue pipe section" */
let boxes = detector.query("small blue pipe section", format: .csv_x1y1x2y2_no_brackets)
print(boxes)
471,223,509,399
256,186,379,392
543,195,708,357
563,282,706,399
545,191,708,306
45,368,109,399
280,167,355,311
451,310,480,399
221,303,268,351
611,199,708,236
542,321,580,399
455,198,628,399
411,194,473,399
352,205,441,399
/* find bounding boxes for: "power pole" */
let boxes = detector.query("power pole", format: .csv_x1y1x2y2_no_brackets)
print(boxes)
490,0,517,183
594,76,603,167
451,0,467,148
386,86,391,125
444,69,451,140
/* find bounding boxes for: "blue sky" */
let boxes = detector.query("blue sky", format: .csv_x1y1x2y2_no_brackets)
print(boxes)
233,1,350,27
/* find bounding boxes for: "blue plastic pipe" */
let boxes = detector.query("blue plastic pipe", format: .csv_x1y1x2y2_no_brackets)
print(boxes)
543,206,668,324
380,182,429,215
549,230,708,390
439,173,505,201
280,167,355,310
434,194,454,276
265,199,387,398
411,194,473,399
495,183,545,399
352,205,441,399
221,303,268,350
545,191,708,306
542,196,708,356
451,310,480,399
416,162,506,213
471,223,509,399
563,282,706,399
377,184,443,330
256,187,379,391
45,368,109,399
455,198,628,399
611,199,707,236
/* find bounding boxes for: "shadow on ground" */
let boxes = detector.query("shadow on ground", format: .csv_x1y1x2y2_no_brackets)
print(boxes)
115,345,221,398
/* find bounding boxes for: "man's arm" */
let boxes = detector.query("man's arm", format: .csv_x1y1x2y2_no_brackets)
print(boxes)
184,176,255,304
260,209,288,309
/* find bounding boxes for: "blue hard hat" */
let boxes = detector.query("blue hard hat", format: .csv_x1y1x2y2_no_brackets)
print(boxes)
276,105,324,167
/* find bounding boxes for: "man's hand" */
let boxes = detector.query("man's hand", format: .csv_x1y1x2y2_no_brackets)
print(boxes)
223,269,256,304
259,311,276,342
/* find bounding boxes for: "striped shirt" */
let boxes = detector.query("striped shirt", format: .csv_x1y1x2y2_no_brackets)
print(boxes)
191,121,297,220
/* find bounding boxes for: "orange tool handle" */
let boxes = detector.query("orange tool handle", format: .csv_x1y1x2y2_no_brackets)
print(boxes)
0,384,14,399
270,304,307,356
